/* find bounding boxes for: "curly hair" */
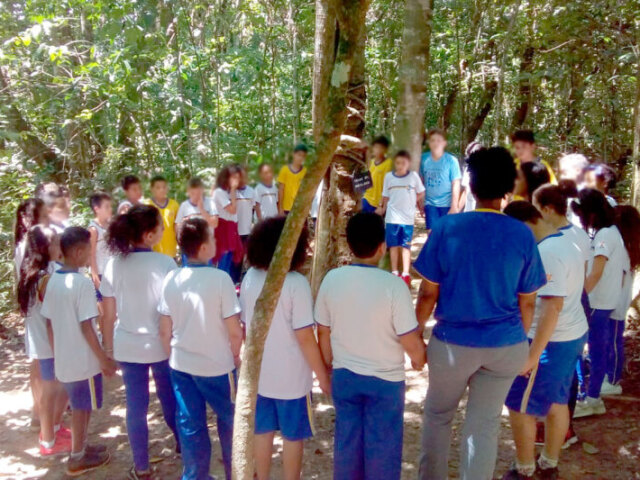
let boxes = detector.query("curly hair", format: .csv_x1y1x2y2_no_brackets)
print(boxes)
247,216,308,271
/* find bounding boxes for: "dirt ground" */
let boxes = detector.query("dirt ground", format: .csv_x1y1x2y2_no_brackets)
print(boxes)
1,227,639,479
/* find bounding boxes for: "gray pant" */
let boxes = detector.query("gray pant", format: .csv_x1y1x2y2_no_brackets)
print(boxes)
418,336,528,480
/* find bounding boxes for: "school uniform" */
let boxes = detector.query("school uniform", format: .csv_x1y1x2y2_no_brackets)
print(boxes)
420,151,461,228
586,225,626,399
146,198,180,257
277,165,307,212
314,265,418,480
175,197,218,227
25,272,56,381
381,171,425,249
505,232,588,416
240,268,316,443
41,270,102,411
212,188,243,279
413,209,546,480
88,220,110,301
100,250,179,472
362,158,392,212
236,186,255,237
159,264,241,480
254,183,279,219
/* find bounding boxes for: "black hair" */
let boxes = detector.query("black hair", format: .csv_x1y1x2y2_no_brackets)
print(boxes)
427,128,447,140
293,144,308,153
187,177,204,190
106,205,161,256
15,198,45,246
614,206,640,272
571,188,614,233
150,175,167,187
558,179,578,199
179,217,211,259
467,147,517,201
520,162,551,201
511,129,535,144
372,136,390,148
504,201,543,223
216,164,242,191
247,216,308,271
346,212,385,258
60,226,91,258
90,192,112,212
585,164,617,192
395,150,411,161
258,163,272,174
17,225,54,315
121,175,141,191
533,184,568,217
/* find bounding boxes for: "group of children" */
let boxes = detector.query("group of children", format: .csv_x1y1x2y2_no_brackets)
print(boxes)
12,129,638,480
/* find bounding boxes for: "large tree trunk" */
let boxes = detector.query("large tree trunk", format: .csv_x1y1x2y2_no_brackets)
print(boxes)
231,1,370,478
392,0,434,169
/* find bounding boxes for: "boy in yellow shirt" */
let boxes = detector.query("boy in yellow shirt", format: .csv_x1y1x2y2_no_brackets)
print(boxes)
362,136,393,213
278,144,308,214
511,130,557,184
146,175,179,258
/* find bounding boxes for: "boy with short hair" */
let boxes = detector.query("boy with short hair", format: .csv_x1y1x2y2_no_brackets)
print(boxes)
361,136,393,213
315,212,426,480
175,178,219,235
41,227,117,476
420,128,462,230
88,193,112,315
376,150,425,286
159,218,242,480
117,175,143,214
146,175,180,258
511,130,557,185
254,163,279,220
278,144,308,215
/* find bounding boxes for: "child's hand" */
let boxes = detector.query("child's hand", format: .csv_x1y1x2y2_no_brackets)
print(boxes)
374,207,383,216
318,375,332,397
230,177,240,190
101,357,118,377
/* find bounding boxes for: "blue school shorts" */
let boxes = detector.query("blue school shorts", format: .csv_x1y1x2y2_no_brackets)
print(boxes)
62,374,103,411
361,198,377,213
385,223,414,249
39,358,55,382
424,205,449,230
505,334,587,417
255,393,315,441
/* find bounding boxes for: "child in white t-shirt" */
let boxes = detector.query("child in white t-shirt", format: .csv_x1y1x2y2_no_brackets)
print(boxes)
117,175,143,214
100,205,179,479
254,163,279,220
240,216,330,480
159,217,243,480
236,165,256,239
376,150,425,286
41,227,116,476
315,212,426,480
175,177,219,234
212,164,244,281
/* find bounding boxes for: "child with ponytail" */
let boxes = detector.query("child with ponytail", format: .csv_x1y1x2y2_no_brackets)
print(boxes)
212,164,244,281
100,205,179,480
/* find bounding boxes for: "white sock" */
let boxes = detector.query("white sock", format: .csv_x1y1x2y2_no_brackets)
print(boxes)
70,449,85,460
54,424,60,433
392,270,399,275
515,460,535,476
538,450,558,469
40,438,55,449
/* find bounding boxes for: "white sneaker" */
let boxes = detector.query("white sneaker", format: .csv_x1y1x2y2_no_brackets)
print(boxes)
573,400,593,419
600,379,622,396
587,397,606,415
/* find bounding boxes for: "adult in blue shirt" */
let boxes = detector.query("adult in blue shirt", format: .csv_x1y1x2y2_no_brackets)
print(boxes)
414,146,547,480
420,128,462,231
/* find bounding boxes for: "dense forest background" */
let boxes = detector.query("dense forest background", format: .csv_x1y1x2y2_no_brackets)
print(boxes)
0,0,639,314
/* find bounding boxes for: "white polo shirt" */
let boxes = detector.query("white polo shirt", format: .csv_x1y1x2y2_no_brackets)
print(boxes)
531,233,588,342
314,265,418,382
25,274,54,360
213,188,238,223
240,268,314,399
175,198,218,226
159,265,241,377
236,186,256,236
612,249,632,321
41,270,100,383
588,226,626,310
100,251,176,363
381,171,425,226
558,223,591,266
254,183,279,219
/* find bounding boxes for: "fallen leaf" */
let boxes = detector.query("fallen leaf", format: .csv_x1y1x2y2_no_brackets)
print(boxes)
582,442,599,454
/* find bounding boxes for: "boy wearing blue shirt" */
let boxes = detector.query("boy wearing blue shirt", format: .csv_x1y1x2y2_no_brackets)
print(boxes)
420,128,462,230
414,147,547,480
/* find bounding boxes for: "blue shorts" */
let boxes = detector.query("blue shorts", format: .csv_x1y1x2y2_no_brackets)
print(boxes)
424,205,449,230
39,358,56,381
361,198,377,213
255,393,315,441
505,335,586,416
385,223,414,249
95,275,103,302
62,374,103,411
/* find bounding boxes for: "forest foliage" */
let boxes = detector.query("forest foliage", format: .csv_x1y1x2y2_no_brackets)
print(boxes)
0,0,639,314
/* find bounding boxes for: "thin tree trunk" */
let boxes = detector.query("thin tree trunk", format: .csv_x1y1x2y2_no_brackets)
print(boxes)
631,60,640,207
511,46,535,129
392,0,434,169
466,79,498,146
231,1,370,478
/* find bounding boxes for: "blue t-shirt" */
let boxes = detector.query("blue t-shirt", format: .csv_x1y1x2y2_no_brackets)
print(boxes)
414,210,547,347
420,151,462,207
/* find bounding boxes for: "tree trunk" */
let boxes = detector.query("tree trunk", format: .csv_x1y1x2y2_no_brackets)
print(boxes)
231,1,370,478
511,46,535,129
631,59,640,208
465,79,498,146
392,0,434,169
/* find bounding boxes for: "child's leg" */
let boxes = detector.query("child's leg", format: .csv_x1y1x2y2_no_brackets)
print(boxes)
544,403,570,461
606,319,625,385
39,379,57,443
120,362,151,472
150,360,179,443
254,432,276,480
53,383,69,427
508,410,537,466
332,369,365,480
70,410,90,454
30,361,42,423
401,247,411,276
282,439,304,480
389,247,399,273
587,309,612,398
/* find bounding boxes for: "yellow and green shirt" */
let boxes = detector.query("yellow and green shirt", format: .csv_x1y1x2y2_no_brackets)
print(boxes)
277,165,307,212
363,158,393,208
146,198,179,257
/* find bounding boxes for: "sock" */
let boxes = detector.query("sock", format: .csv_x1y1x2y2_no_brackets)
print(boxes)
392,270,399,276
538,450,558,469
515,460,536,477
53,424,60,433
40,438,55,449
70,449,85,460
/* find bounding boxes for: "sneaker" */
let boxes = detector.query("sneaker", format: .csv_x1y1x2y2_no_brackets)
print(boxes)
39,436,71,457
573,400,593,418
600,379,622,396
535,465,559,480
66,450,110,477
401,273,412,288
534,422,545,446
56,425,72,440
562,425,579,450
502,469,533,480
85,443,108,454
128,466,158,480
587,397,606,415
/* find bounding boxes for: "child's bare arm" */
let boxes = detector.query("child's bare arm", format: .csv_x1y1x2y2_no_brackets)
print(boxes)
159,315,173,357
295,327,331,395
81,319,117,376
317,325,332,370
398,329,427,370
101,297,116,355
224,314,244,365
88,227,100,289
518,292,537,334
255,202,263,221
449,179,461,213
375,197,389,216
415,279,439,333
